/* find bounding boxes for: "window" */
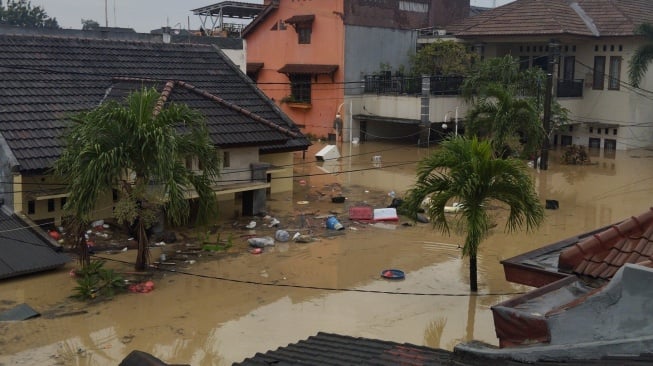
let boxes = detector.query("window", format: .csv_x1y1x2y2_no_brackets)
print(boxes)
563,56,575,80
60,197,67,209
289,74,312,103
519,56,529,71
285,15,314,44
185,156,194,170
223,151,230,168
47,199,55,212
608,56,621,90
297,24,311,44
613,128,618,135
589,127,594,133
593,56,605,90
28,200,35,214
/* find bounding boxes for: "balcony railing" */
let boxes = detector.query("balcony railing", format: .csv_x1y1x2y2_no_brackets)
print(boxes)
363,74,464,96
557,79,583,98
363,74,584,99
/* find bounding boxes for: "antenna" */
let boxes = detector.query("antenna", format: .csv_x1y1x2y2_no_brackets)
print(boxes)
104,0,108,27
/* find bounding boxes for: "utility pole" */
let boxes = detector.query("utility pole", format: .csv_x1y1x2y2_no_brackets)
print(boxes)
540,39,559,170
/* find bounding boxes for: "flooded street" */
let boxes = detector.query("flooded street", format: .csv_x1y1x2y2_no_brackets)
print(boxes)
2,141,653,366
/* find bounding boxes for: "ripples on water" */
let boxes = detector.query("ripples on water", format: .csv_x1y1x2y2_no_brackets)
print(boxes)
2,142,653,365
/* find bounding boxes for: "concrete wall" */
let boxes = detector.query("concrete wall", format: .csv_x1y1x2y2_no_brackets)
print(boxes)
245,0,345,139
218,147,260,188
19,175,113,227
260,152,294,194
484,37,653,150
344,25,417,95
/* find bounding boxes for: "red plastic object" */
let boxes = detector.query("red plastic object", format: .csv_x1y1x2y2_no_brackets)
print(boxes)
349,206,373,221
381,269,405,280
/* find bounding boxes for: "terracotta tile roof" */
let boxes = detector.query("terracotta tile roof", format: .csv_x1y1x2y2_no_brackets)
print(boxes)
559,207,653,279
0,32,309,173
452,0,653,38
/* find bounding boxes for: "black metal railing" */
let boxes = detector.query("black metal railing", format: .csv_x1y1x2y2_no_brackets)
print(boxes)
557,79,583,98
363,75,463,96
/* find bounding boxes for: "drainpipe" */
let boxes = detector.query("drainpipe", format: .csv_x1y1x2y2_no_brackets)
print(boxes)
419,74,430,147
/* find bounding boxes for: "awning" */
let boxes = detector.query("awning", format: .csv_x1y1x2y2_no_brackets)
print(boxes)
353,114,421,125
247,62,264,74
278,64,338,75
285,14,315,25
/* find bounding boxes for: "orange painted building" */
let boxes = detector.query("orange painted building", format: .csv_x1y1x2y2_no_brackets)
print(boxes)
243,0,344,139
242,0,470,140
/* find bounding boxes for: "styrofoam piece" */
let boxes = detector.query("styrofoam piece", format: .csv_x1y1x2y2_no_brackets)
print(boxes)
315,145,340,161
373,207,399,221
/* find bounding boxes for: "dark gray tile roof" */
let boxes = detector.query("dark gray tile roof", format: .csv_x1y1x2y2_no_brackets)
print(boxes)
0,32,310,173
0,208,70,280
234,332,653,366
107,79,300,147
234,332,454,366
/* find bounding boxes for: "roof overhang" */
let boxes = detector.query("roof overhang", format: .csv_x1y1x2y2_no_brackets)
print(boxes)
191,1,265,18
247,62,264,74
353,114,421,125
284,14,315,25
278,64,338,81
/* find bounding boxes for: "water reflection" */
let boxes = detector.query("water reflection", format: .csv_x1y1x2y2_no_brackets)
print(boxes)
2,142,653,365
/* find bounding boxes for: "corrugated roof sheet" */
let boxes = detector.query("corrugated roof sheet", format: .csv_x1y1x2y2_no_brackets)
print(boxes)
0,32,310,173
0,208,70,280
451,0,653,38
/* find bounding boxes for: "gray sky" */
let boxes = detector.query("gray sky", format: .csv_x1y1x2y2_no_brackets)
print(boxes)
30,0,515,33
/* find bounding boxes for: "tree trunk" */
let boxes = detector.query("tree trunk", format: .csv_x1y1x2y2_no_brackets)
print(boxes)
134,219,150,271
469,254,478,292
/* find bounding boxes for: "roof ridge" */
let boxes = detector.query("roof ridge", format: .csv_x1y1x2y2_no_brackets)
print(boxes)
570,1,600,36
175,80,300,138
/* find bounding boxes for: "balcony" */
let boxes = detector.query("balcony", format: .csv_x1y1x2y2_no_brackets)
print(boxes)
363,74,463,96
557,79,583,98
363,74,584,99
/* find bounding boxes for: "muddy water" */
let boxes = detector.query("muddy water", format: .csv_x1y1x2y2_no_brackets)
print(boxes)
1,142,653,366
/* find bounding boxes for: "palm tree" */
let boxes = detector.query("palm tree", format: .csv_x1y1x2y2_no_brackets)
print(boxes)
55,87,221,270
629,23,653,88
403,137,544,292
465,83,543,158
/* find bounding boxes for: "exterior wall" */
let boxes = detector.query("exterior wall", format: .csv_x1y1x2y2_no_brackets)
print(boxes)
0,142,18,211
344,25,417,93
218,147,260,188
245,0,345,139
475,37,653,150
221,48,246,73
260,152,294,194
343,0,469,29
19,175,113,227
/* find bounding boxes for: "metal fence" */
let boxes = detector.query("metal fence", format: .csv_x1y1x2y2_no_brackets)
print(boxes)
363,74,464,96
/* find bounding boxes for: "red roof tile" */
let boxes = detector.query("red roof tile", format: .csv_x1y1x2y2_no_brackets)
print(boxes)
452,0,653,38
558,207,653,279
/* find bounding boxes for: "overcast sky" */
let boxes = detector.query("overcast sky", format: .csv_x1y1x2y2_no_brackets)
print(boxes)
30,0,515,33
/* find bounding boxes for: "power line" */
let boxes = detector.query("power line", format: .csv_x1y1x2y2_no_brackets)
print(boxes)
93,254,527,297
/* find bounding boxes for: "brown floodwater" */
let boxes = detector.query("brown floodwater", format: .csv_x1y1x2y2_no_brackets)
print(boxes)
1,141,653,365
